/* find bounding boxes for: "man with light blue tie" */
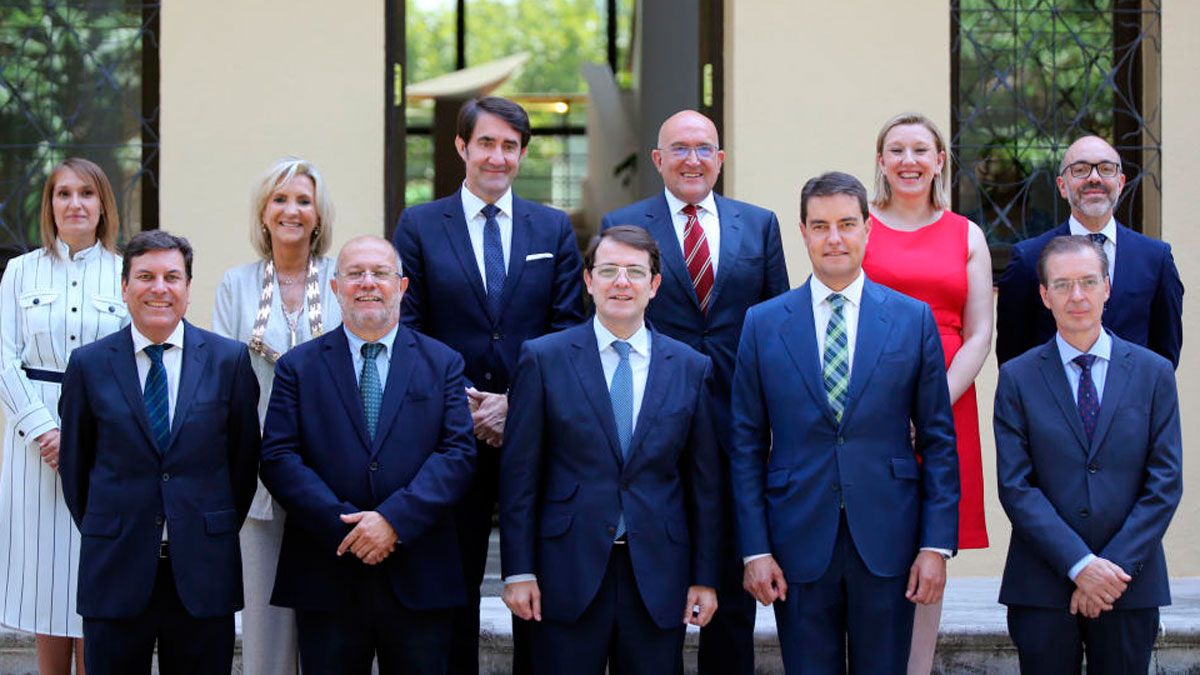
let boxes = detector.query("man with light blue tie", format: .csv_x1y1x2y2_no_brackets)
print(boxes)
995,235,1182,674
392,96,585,674
499,225,721,674
730,172,959,673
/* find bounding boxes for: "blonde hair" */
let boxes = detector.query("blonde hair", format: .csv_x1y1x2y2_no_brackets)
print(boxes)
872,112,951,211
40,158,120,256
250,156,334,258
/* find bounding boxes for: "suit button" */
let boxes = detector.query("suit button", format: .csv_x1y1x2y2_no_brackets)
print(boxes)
1087,464,1099,474
836,437,845,445
162,473,170,482
155,515,164,526
69,335,76,341
31,298,39,305
621,481,630,490
369,462,379,471
1078,508,1089,518
17,430,24,438
71,307,77,313
491,332,502,341
703,329,711,336
484,372,493,381
607,526,616,536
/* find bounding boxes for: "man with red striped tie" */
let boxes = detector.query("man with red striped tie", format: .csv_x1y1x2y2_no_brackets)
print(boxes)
601,109,789,675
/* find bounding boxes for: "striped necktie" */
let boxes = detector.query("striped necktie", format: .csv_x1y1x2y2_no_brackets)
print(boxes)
823,294,849,422
360,342,384,438
143,344,172,452
681,204,715,312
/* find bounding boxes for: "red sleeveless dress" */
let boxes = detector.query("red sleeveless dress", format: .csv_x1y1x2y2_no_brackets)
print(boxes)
861,211,989,549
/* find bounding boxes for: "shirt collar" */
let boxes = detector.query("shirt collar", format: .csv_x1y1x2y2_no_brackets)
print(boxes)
461,183,514,220
592,316,650,357
1068,215,1117,244
1056,329,1112,367
809,270,866,310
344,322,400,361
54,237,102,262
663,187,718,219
131,320,186,353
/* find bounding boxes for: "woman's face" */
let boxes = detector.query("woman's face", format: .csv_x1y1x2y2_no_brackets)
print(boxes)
51,167,102,243
261,174,318,252
878,123,946,201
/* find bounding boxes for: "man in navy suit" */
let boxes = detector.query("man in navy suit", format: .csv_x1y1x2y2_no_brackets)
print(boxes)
995,235,1182,674
259,235,476,674
996,135,1183,367
392,96,585,674
59,231,261,675
499,225,720,674
730,172,959,673
601,109,788,675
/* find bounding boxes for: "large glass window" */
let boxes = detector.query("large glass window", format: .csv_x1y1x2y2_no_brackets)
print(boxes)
0,0,159,268
951,0,1161,271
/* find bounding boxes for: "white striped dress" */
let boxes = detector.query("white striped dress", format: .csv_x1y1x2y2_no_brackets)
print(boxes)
0,239,126,637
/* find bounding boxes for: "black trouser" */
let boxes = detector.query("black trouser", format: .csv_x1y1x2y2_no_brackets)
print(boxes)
1007,604,1159,675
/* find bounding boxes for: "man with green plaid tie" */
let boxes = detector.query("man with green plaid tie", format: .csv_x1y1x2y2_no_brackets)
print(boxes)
729,172,960,673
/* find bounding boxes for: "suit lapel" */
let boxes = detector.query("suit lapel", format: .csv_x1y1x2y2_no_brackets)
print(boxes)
166,321,209,449
1037,340,1090,452
496,196,532,317
320,328,372,450
441,192,490,316
841,280,888,425
568,325,624,465
644,196,700,313
778,283,839,426
708,194,743,312
108,326,158,450
626,330,670,461
1087,334,1132,458
1105,223,1133,318
371,327,417,455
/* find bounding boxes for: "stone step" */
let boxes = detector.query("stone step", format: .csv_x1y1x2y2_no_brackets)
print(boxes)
3,578,1198,674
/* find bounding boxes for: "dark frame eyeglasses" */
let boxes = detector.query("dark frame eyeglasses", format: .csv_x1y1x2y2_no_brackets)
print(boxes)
1061,160,1122,179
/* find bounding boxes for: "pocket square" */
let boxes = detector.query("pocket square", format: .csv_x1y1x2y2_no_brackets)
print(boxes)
525,252,553,261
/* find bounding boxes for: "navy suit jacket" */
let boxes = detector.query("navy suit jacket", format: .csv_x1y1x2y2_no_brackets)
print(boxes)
393,190,585,393
601,193,789,407
995,334,1182,609
498,322,721,629
259,324,476,612
996,221,1183,367
59,321,260,619
730,278,959,582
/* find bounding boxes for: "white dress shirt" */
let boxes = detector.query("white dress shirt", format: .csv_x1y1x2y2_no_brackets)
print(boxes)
809,272,865,378
1056,329,1112,581
131,320,185,541
1069,215,1117,283
461,184,514,291
664,188,721,277
344,323,400,390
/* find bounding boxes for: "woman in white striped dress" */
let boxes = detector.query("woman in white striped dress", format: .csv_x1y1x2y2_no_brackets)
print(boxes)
0,158,127,674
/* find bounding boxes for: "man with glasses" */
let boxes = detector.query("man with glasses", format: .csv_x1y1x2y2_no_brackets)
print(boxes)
601,109,788,675
499,225,720,674
997,135,1183,366
995,234,1181,675
260,235,477,674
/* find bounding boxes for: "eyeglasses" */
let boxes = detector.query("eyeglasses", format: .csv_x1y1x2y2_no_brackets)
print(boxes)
592,264,651,281
339,268,400,283
663,144,719,161
1062,161,1121,179
1046,276,1103,295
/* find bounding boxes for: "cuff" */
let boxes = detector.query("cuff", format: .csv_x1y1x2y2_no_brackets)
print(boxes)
1068,553,1097,581
13,405,56,444
920,547,953,560
743,553,772,565
504,574,537,585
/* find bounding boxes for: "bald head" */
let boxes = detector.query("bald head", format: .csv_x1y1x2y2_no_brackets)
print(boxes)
1059,135,1119,174
1056,135,1125,230
336,235,402,275
332,235,408,341
652,110,725,204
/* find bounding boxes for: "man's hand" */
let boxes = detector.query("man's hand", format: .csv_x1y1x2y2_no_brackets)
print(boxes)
466,388,507,447
683,585,718,626
906,550,947,605
503,580,542,621
1073,558,1130,608
743,556,788,605
1069,587,1108,619
337,511,398,565
35,429,61,471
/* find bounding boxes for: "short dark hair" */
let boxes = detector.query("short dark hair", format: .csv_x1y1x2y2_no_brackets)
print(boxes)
800,171,870,224
585,225,661,276
1037,234,1108,285
457,96,532,148
122,230,194,281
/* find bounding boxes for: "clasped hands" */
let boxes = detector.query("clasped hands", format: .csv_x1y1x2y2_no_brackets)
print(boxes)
337,511,398,565
744,551,947,606
504,580,718,627
466,387,506,447
1070,558,1131,619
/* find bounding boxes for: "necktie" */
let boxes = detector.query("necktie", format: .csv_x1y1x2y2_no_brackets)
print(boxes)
1073,354,1099,444
481,204,506,315
823,294,849,422
681,204,715,313
610,340,633,539
360,342,384,438
143,344,172,452
1088,232,1107,246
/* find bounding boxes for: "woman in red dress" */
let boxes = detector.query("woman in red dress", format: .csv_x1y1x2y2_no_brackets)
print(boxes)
861,112,993,675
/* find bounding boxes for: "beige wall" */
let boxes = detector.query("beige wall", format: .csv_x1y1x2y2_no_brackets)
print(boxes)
726,0,1198,576
161,0,385,327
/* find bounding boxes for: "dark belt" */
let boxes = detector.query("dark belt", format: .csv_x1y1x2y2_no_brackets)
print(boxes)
158,542,170,559
613,534,628,545
22,366,64,384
